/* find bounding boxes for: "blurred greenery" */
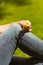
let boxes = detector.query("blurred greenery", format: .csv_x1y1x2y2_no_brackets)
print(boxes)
0,0,31,6
0,0,43,58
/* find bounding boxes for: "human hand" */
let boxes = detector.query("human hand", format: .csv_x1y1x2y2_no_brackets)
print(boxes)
19,20,32,32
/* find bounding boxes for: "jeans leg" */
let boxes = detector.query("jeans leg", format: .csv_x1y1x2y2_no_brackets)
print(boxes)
9,56,43,65
18,32,43,60
0,24,22,65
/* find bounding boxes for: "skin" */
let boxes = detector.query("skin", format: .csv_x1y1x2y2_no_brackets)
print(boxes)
0,20,32,34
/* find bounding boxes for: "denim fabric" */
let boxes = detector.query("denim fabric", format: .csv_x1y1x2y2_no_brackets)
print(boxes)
18,32,43,59
9,56,43,65
35,63,43,65
0,24,43,65
0,24,22,65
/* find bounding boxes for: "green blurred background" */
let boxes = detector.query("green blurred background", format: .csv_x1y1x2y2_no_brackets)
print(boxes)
0,0,43,58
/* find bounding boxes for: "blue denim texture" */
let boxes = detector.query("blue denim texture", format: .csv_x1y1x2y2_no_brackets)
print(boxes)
0,24,22,65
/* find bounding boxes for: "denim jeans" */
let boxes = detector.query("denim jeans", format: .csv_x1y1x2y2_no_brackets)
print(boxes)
19,32,43,59
0,24,43,65
9,56,43,65
0,24,22,65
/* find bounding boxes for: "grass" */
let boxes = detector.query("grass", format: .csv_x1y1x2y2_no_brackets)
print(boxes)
0,0,43,58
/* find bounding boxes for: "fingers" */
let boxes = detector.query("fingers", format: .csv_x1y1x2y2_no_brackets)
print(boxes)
25,20,32,32
27,23,32,32
29,29,32,32
19,20,31,27
25,20,31,26
18,20,32,32
29,25,32,32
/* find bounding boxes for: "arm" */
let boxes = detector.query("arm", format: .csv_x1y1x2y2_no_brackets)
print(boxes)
0,22,15,33
0,20,32,34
